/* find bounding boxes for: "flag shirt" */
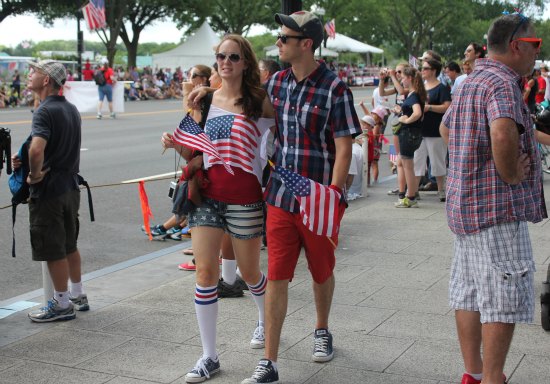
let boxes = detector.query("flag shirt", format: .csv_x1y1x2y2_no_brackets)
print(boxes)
265,62,361,213
202,105,274,203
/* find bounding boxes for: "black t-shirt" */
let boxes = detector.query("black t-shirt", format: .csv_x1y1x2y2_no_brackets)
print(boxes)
31,95,81,199
401,91,423,130
422,83,451,137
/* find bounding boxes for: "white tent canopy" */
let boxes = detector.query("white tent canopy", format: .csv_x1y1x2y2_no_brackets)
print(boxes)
152,21,220,70
264,45,339,58
325,33,383,54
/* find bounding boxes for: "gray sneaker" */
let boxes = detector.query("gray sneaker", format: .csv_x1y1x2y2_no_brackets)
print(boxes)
185,355,220,383
69,294,90,311
28,299,76,323
250,323,265,349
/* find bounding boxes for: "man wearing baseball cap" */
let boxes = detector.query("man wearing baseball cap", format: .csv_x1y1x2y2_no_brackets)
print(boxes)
20,60,89,322
242,11,361,384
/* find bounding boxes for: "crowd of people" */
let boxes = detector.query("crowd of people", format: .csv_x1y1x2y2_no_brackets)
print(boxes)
6,9,548,384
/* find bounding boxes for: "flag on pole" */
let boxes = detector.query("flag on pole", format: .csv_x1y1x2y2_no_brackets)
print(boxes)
81,0,107,32
324,19,336,39
273,163,344,238
172,114,234,175
408,54,417,68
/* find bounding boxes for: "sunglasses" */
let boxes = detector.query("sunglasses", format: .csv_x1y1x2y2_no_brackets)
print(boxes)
215,53,242,63
191,73,203,79
396,70,402,74
512,37,543,49
277,34,309,44
421,67,433,71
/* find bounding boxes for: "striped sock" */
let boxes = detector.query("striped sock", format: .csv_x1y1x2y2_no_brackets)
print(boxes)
194,284,218,359
247,273,267,324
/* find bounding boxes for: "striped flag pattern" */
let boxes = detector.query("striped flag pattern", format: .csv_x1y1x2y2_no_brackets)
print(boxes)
195,286,217,305
81,0,107,32
389,143,398,164
324,19,336,39
274,164,343,238
206,114,261,174
248,274,267,297
172,114,234,175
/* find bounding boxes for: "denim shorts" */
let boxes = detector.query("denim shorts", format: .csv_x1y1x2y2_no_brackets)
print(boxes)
98,84,113,102
398,127,423,159
188,197,264,240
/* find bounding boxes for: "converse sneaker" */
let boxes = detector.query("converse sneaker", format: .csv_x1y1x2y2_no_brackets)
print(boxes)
69,294,90,311
185,355,220,383
28,299,76,323
241,359,279,383
312,328,334,362
217,278,244,298
250,323,265,349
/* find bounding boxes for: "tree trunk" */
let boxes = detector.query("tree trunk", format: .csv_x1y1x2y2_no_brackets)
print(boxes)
126,41,138,69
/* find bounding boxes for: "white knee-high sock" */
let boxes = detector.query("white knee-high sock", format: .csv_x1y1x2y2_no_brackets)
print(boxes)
247,273,267,325
221,259,237,285
194,284,218,359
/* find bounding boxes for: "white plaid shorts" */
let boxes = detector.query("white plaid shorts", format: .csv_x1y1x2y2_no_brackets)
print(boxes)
449,221,536,323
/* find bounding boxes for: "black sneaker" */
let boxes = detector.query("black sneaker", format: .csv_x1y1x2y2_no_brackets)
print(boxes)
312,328,334,362
217,278,244,298
185,355,220,383
235,275,249,291
241,359,279,383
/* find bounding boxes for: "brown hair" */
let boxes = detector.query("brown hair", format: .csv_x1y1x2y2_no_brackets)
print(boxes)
216,34,266,120
402,67,427,107
192,65,211,86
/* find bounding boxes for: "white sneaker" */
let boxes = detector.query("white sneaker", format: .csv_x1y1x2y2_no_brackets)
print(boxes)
250,323,265,349
96,113,102,119
110,112,116,119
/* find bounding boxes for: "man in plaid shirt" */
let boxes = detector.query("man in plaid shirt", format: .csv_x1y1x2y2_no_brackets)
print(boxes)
243,10,361,384
440,13,546,384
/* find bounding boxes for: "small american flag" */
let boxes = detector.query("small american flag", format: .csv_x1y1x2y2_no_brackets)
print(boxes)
172,114,234,175
206,114,261,173
388,143,398,164
274,164,343,238
408,54,417,68
324,19,336,39
82,0,107,32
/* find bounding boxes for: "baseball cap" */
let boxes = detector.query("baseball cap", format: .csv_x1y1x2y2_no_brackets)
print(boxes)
371,106,388,120
275,11,324,49
361,115,376,127
28,59,66,86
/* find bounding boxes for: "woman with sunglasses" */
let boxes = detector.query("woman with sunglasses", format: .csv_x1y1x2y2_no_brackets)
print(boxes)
415,59,451,202
162,35,274,383
394,67,427,208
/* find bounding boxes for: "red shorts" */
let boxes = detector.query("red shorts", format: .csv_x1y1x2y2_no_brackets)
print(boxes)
266,205,336,284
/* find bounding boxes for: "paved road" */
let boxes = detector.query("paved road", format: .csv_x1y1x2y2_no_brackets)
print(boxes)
0,87,377,301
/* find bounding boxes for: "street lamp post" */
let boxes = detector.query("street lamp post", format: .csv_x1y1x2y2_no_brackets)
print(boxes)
429,27,435,50
311,5,325,58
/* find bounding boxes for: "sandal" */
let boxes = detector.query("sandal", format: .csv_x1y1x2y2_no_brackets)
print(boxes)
183,248,194,256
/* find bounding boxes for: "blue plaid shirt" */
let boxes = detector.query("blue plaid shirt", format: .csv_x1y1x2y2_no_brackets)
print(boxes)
265,62,361,212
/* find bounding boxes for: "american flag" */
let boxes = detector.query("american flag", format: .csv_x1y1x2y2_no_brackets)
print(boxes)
274,164,344,238
172,114,234,175
324,19,336,39
206,114,261,174
388,143,398,164
408,54,418,68
82,0,107,32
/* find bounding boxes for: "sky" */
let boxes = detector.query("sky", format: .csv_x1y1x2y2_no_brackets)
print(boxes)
0,15,268,48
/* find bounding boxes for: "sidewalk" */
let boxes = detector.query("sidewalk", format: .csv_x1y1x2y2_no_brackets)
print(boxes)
1,178,550,384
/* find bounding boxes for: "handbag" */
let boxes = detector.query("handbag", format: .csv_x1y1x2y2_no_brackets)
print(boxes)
391,121,402,135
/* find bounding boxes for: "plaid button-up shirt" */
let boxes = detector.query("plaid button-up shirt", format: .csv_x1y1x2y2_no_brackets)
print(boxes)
443,58,547,235
264,62,361,213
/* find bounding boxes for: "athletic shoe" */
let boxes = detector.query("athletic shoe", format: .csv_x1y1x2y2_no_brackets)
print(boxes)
395,197,410,208
110,112,116,119
235,275,249,291
185,355,220,383
387,188,399,195
69,294,90,311
96,113,102,119
241,359,279,383
438,190,446,202
312,328,334,362
414,191,421,200
28,299,76,323
180,225,192,238
407,198,419,208
217,278,244,298
250,323,265,349
178,259,196,271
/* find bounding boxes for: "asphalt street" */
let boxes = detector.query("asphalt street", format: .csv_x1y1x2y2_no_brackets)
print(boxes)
0,86,376,301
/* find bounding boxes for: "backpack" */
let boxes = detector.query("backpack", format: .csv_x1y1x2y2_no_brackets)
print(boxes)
94,69,106,86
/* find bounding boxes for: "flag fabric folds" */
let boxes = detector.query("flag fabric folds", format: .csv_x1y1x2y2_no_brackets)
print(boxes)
324,19,336,39
273,164,344,238
172,114,234,175
82,0,107,32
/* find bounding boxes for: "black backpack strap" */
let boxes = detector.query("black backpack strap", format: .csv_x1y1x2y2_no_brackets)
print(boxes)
199,92,213,129
77,175,95,222
12,203,17,257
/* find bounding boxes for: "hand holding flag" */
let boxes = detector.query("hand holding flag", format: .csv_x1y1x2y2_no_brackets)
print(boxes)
172,114,234,175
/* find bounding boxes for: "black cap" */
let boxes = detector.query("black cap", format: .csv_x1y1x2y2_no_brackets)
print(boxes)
275,11,324,50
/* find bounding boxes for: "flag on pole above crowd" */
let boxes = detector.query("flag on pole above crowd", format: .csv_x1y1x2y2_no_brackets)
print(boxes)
81,0,107,32
324,19,336,39
172,114,234,175
409,54,418,68
271,162,344,238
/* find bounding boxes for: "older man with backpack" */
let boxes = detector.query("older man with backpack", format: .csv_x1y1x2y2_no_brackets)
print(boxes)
95,61,116,119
